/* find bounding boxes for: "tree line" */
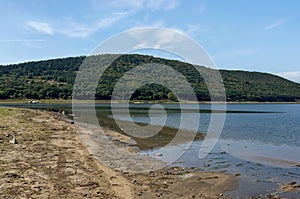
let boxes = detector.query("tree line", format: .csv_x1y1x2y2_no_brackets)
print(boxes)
0,54,299,102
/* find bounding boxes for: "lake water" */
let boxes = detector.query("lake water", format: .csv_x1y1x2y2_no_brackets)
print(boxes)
1,103,300,197
110,103,299,146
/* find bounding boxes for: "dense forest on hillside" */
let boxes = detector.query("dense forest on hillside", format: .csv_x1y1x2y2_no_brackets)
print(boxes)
0,54,299,102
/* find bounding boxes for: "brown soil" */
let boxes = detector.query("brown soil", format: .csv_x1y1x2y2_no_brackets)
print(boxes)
281,182,300,192
0,107,237,198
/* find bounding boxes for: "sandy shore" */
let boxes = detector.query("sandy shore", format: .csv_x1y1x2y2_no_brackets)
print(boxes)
0,107,242,198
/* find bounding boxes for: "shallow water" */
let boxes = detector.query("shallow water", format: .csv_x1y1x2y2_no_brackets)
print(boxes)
128,103,300,197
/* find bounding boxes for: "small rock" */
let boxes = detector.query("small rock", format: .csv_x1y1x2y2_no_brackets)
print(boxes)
9,135,18,144
288,182,297,185
137,191,143,196
5,172,20,178
156,153,163,156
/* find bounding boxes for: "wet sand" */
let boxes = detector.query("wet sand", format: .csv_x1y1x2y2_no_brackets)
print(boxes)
95,114,204,150
0,107,239,198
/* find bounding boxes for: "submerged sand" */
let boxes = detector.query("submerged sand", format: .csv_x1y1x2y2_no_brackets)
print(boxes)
0,107,246,198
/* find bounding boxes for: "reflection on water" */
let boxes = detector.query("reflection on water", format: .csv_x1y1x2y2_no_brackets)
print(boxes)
1,102,299,152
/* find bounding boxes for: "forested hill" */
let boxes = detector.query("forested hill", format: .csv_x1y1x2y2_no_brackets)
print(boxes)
0,54,299,102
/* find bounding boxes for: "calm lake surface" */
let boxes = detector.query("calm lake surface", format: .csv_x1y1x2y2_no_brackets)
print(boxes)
1,103,299,197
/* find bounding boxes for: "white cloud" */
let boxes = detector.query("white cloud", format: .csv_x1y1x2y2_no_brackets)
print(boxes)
0,39,45,48
146,0,180,10
264,19,286,30
129,19,166,30
142,24,210,39
27,21,53,35
198,3,206,14
60,0,180,37
213,48,260,59
186,25,200,36
276,71,300,83
92,0,180,14
126,28,190,51
26,11,129,38
124,28,216,67
185,24,210,36
0,39,45,42
26,0,180,38
108,0,180,11
63,12,129,38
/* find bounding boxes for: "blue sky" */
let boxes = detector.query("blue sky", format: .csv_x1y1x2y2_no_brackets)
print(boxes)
0,0,299,82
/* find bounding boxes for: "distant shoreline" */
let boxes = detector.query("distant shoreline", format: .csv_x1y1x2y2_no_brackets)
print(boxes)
0,99,299,104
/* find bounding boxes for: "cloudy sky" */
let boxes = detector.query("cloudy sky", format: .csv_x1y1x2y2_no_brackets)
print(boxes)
0,0,299,82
